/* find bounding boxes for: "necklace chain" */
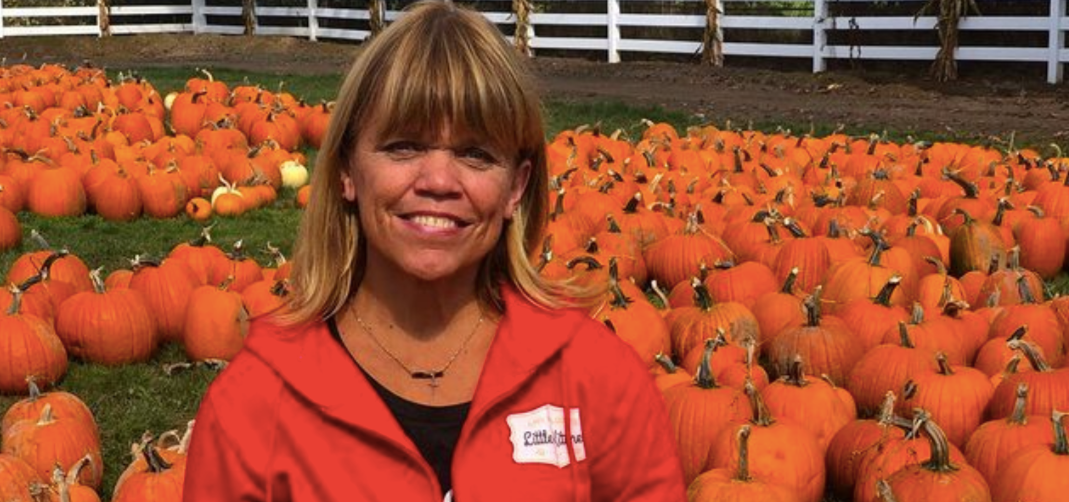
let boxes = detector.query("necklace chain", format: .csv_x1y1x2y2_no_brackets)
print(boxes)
354,311,484,388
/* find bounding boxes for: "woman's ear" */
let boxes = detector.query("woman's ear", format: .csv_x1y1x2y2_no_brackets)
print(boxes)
340,169,357,202
505,160,532,219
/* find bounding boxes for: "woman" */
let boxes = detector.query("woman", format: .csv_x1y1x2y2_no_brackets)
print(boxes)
182,2,685,500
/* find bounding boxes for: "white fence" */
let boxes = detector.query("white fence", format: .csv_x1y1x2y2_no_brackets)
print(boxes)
1,0,1068,83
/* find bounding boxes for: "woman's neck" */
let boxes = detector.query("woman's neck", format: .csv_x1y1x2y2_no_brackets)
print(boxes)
353,261,483,341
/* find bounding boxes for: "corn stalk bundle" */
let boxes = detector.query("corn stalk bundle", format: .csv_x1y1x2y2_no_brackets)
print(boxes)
242,0,257,36
919,0,980,81
702,0,724,66
513,0,534,57
97,0,111,37
369,0,386,38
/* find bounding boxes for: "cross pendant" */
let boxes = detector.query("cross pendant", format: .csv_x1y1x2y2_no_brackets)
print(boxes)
412,370,445,388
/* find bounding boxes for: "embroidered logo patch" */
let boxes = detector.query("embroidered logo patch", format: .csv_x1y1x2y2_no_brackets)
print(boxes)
506,404,585,468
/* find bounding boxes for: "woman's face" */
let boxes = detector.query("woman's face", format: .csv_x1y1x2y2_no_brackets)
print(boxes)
340,123,531,285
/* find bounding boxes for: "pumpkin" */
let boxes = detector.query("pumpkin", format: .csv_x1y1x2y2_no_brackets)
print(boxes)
898,353,994,449
766,289,863,386
166,226,230,285
0,287,68,394
111,435,184,502
705,381,826,502
760,355,857,452
183,278,250,361
665,279,758,361
594,273,670,368
836,274,910,353
852,410,969,502
1,404,103,490
989,410,1069,502
128,256,201,344
662,339,750,485
880,410,992,502
965,382,1055,484
184,197,212,222
0,205,20,251
644,212,735,291
6,239,92,294
749,267,805,352
54,269,157,366
0,453,41,502
987,339,1069,420
686,425,801,502
825,392,905,500
1,378,96,437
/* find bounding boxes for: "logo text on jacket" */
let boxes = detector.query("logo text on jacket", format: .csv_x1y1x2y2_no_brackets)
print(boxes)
506,404,585,468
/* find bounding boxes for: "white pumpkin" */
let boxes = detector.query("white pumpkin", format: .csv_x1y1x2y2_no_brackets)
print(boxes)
280,160,309,189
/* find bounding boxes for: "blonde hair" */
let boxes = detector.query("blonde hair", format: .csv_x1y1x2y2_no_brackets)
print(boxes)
282,0,592,325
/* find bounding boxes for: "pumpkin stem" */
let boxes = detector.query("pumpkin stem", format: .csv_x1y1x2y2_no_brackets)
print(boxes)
902,379,918,400
863,230,888,266
993,198,1011,227
1008,382,1030,426
565,255,602,272
141,439,174,473
802,289,822,327
734,425,753,482
896,321,916,349
909,302,925,325
783,217,807,238
876,479,899,502
25,376,41,400
65,454,94,490
649,280,670,310
763,217,783,246
654,353,678,374
924,256,948,276
583,237,599,255
916,408,959,472
190,224,216,247
693,279,715,312
1052,410,1068,456
38,249,70,282
88,267,106,294
784,355,810,387
873,274,902,307
1017,273,1037,305
934,352,955,376
1008,337,1051,372
6,286,24,316
877,391,898,426
907,189,919,216
780,267,799,294
744,379,775,427
29,229,52,250
694,338,721,390
943,168,980,199
37,403,55,426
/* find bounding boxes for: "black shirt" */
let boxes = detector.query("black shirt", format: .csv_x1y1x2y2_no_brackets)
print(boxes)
327,318,470,498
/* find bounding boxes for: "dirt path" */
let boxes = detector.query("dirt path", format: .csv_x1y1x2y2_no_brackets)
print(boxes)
5,33,1067,147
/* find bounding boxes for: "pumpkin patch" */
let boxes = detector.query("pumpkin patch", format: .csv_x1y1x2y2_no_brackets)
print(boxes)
4,64,1069,502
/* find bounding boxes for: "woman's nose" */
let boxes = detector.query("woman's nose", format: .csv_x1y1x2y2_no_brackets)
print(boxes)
413,149,463,197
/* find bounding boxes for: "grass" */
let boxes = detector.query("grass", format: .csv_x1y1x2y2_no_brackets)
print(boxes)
1,65,1067,500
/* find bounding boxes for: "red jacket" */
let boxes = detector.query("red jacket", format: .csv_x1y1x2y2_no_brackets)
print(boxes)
182,285,686,501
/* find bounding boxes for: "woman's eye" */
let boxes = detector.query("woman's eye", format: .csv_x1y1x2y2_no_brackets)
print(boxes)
460,147,499,165
382,141,423,156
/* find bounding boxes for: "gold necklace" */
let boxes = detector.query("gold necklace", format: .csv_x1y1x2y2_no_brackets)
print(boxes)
354,311,484,388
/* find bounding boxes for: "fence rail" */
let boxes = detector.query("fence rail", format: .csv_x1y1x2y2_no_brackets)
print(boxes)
1,1,1067,83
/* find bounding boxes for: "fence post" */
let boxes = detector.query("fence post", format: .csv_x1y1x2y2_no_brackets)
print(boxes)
192,0,206,34
308,0,318,41
1050,0,1065,83
607,0,620,63
369,0,385,39
513,0,533,57
813,0,827,73
97,0,111,37
242,0,257,36
0,0,5,40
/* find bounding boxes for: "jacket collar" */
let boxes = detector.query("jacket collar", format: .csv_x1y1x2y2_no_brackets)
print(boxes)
242,283,584,434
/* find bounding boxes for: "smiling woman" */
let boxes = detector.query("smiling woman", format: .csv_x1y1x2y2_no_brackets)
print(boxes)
181,1,686,501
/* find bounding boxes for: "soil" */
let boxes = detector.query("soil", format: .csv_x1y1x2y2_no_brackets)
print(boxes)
5,33,1069,147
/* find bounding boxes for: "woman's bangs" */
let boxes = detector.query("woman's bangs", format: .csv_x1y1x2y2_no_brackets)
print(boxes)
366,39,528,163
